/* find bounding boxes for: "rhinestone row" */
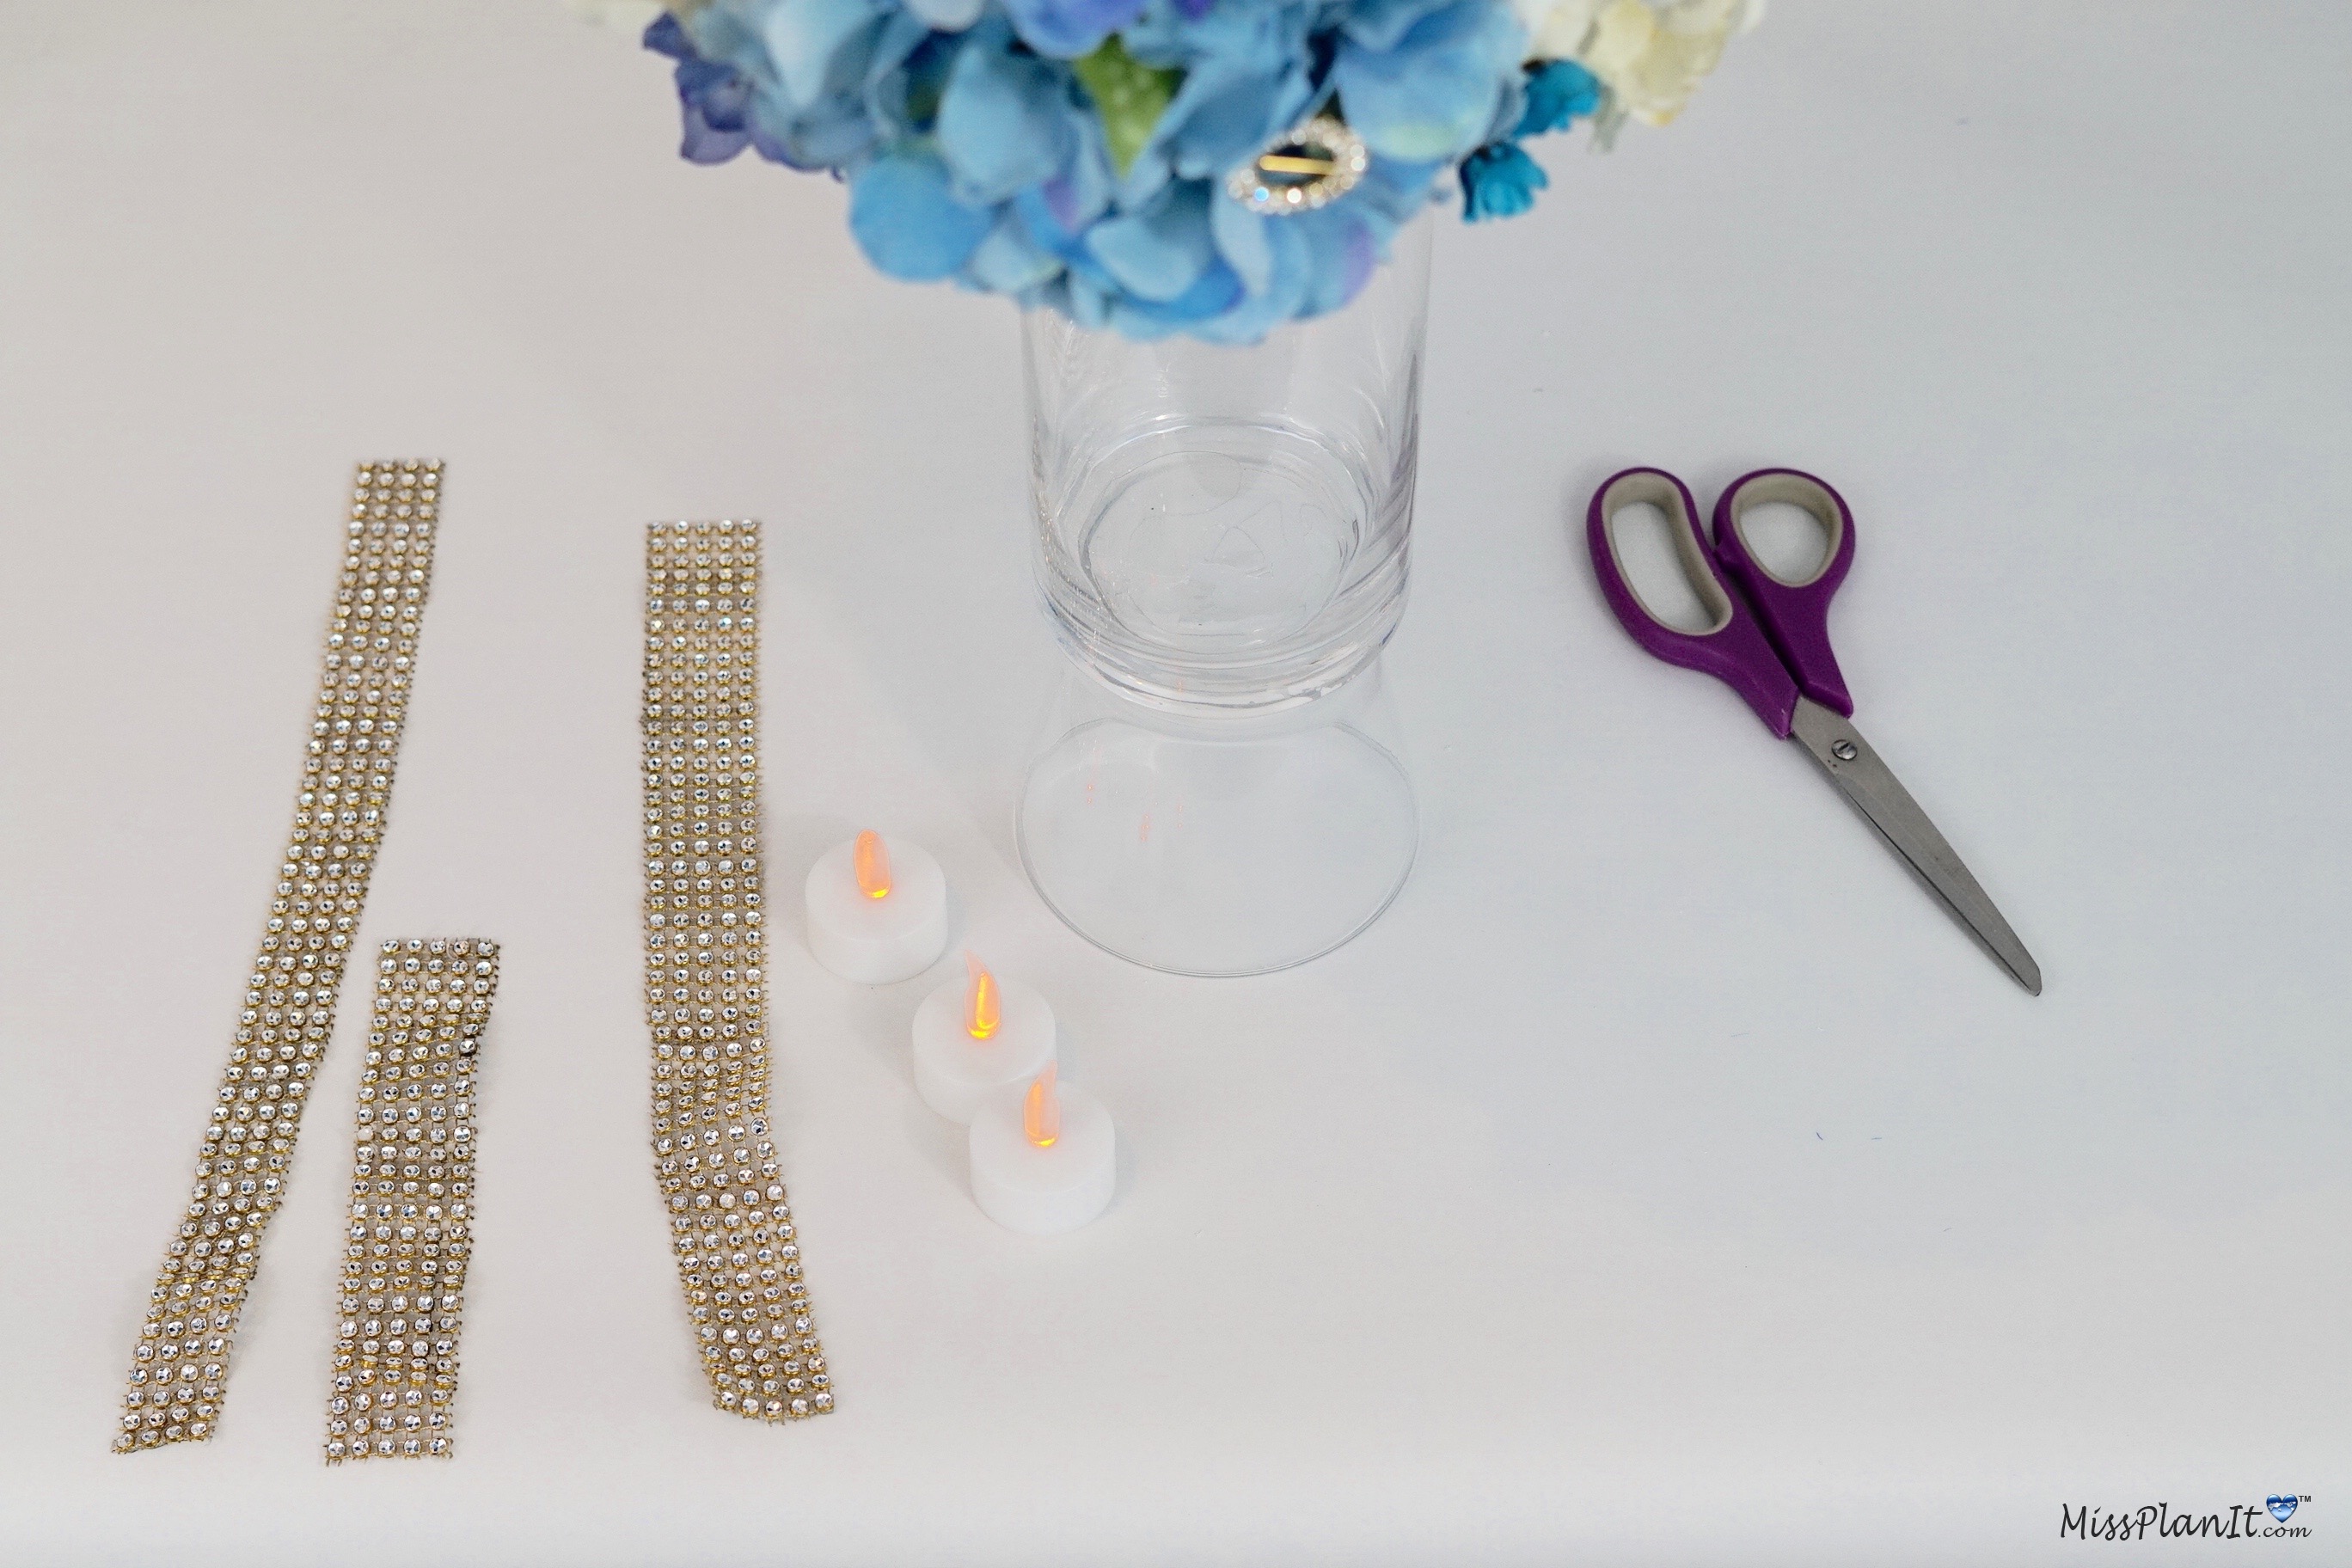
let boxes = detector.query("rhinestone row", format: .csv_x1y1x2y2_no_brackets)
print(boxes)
116,462,444,1453
323,937,500,1462
643,520,835,1422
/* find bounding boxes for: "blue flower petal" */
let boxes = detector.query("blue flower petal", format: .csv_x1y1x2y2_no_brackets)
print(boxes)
1190,218,1312,340
1332,0,1525,163
1339,0,1464,52
1001,0,1150,60
1014,107,1117,249
1107,258,1244,335
937,23,1078,204
1121,2,1318,181
1085,179,1216,302
646,14,754,163
1292,208,1382,317
677,59,753,136
1484,70,1526,147
644,10,695,64
863,15,947,139
754,93,882,169
1209,190,1273,296
762,0,886,108
966,210,1066,291
1352,153,1449,224
1062,270,1117,329
849,148,997,280
680,106,755,164
903,0,987,28
1159,61,1314,182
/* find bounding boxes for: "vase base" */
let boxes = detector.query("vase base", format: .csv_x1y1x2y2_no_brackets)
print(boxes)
1016,674,1416,977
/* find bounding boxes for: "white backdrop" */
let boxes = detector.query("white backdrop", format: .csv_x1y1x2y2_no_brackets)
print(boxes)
3,3,2347,1564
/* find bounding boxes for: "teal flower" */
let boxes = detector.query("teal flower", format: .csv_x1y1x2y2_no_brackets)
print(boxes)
1458,138,1547,219
1516,57,1601,134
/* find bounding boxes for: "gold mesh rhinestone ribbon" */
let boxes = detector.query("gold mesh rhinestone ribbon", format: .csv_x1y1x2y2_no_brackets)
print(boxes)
324,938,500,1462
643,520,836,1422
114,462,444,1454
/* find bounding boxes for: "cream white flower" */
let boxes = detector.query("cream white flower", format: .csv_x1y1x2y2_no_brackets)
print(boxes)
1513,0,1603,62
1520,0,1763,129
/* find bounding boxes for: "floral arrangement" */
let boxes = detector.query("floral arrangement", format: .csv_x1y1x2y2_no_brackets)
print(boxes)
643,0,1760,340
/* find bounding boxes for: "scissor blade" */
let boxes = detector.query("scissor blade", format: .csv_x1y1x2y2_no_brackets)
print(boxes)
1788,697,2043,995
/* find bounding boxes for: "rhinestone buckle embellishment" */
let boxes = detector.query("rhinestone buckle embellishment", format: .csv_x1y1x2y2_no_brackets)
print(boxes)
1224,115,1369,215
643,520,835,1423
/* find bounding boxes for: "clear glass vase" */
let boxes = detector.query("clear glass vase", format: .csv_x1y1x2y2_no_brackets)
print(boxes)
1016,217,1430,977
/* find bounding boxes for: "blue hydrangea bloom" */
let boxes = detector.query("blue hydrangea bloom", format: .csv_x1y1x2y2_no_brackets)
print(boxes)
648,0,1596,340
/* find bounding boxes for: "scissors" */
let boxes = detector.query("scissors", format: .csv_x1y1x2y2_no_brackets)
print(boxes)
1587,467,2042,994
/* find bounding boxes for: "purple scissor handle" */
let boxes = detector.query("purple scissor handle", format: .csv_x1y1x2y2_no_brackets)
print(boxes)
1712,469,1858,718
1585,467,1809,735
1585,466,2042,995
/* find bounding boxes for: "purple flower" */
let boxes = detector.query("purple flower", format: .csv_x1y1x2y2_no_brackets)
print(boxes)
645,13,756,164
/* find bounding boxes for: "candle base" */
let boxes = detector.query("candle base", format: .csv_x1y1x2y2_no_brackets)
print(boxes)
969,1084,1116,1234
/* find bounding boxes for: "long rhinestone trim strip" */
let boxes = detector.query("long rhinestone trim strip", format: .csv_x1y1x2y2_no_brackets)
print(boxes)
113,461,445,1454
323,938,500,1462
643,520,835,1423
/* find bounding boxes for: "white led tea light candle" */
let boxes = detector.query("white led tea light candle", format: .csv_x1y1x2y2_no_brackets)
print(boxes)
969,1064,1116,1234
804,829,947,983
911,953,1057,1123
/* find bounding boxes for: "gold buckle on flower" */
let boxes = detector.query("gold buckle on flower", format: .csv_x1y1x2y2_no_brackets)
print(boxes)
1224,115,1369,215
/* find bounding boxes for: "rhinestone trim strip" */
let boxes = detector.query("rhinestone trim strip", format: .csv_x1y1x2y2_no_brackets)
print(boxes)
114,461,444,1454
323,938,500,1462
643,520,835,1423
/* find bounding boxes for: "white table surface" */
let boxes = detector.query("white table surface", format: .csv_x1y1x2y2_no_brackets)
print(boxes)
4,3,2348,1563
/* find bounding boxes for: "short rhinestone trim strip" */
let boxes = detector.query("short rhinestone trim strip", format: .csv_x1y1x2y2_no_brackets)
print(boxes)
114,461,444,1454
323,938,500,1462
643,520,835,1423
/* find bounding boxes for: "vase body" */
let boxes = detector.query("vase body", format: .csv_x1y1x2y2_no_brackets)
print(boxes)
1017,218,1430,976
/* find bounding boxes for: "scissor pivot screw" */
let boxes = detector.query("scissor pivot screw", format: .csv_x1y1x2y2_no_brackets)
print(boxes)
1831,739,1859,761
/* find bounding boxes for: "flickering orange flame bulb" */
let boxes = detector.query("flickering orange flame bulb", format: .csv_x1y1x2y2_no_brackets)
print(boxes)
853,830,891,899
963,952,1000,1040
1023,1063,1061,1149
